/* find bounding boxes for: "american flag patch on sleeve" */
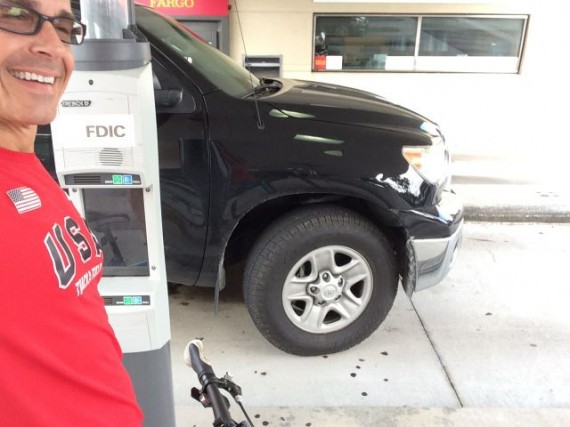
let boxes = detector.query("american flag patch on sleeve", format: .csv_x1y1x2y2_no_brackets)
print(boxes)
6,187,42,214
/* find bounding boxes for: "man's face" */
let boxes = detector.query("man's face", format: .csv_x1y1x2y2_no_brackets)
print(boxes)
0,0,75,128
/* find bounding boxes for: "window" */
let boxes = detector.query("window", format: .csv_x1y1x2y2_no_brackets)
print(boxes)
313,14,527,73
137,6,259,97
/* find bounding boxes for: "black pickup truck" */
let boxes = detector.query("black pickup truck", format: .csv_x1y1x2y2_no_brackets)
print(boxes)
36,5,463,356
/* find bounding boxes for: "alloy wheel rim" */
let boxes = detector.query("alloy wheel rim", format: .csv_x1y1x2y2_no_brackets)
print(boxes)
282,245,373,333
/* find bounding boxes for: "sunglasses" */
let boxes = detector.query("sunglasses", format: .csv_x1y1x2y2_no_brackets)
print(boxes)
0,3,86,45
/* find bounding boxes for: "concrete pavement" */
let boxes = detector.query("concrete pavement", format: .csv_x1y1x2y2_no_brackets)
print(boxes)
451,151,570,223
168,222,570,427
456,183,570,223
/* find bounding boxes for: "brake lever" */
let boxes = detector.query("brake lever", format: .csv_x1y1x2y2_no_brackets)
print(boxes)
191,383,231,410
219,373,243,401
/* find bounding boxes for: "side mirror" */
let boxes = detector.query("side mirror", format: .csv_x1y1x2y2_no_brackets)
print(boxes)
155,89,183,108
154,89,197,114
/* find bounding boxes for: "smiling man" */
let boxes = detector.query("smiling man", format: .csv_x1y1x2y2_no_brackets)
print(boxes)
0,1,143,425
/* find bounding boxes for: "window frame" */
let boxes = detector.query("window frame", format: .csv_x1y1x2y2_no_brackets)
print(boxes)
312,13,529,74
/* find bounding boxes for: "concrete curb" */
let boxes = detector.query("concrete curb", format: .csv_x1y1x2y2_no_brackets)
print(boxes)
176,406,570,427
464,205,570,223
453,183,570,223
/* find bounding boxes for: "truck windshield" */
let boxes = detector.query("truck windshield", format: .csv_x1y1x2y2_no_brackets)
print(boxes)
135,6,259,97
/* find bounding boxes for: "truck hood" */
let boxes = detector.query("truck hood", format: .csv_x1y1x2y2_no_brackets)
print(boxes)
265,79,435,135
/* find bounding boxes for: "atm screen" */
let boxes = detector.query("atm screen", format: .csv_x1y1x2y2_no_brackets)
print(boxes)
83,188,150,277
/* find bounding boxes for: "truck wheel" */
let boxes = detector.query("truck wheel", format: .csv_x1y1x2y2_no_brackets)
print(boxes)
243,205,397,356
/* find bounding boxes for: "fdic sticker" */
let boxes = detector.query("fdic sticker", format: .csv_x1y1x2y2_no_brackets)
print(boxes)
53,114,136,148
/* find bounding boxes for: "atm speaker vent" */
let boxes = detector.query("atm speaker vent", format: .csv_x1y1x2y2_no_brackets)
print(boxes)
103,296,113,305
72,175,101,185
99,148,124,166
63,147,134,168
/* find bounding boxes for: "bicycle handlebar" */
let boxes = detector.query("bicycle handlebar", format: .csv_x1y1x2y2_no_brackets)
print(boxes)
184,339,214,377
184,340,242,427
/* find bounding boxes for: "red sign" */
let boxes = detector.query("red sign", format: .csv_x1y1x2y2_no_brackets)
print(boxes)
314,55,326,71
136,0,228,17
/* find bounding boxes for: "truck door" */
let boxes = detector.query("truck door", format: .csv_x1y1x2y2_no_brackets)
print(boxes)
151,54,210,286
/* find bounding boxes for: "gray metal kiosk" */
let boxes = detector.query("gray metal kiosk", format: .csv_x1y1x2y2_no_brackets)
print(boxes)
50,1,176,425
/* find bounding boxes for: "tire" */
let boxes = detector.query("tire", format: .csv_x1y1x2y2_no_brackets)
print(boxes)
243,205,398,356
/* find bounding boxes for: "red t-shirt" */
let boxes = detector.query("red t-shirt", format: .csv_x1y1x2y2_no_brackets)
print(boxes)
0,147,143,426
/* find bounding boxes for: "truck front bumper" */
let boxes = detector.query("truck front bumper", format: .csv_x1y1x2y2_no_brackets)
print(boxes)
396,190,464,294
412,219,463,291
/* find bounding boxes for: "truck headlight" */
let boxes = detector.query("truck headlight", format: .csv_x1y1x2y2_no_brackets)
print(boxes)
402,135,449,185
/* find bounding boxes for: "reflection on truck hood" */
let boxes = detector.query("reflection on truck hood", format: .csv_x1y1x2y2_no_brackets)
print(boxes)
266,79,431,134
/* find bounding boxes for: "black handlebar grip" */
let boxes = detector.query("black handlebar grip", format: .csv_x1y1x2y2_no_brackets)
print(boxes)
184,339,214,378
184,339,237,426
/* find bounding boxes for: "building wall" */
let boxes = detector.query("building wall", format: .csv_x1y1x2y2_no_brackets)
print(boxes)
227,0,570,162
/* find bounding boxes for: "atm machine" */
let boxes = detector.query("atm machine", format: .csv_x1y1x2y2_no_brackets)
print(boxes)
50,1,175,425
